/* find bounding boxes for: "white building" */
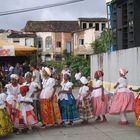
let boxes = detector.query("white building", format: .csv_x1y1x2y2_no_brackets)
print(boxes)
7,32,36,47
73,18,108,57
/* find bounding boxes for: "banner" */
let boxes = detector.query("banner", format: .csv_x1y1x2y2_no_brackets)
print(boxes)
0,45,15,56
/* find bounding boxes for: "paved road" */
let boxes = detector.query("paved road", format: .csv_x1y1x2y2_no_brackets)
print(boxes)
2,113,140,140
2,88,140,140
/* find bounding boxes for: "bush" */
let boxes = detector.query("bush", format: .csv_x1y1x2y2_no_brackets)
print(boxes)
65,55,90,77
43,61,64,73
42,55,90,86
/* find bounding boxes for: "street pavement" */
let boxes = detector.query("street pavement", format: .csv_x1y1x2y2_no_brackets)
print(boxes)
1,88,140,140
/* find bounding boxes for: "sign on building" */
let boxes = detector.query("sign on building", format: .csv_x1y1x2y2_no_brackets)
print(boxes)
0,46,15,56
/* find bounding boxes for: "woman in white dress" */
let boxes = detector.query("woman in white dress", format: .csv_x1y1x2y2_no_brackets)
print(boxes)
40,67,62,128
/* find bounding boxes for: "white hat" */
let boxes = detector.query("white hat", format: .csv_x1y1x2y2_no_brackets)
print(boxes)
24,72,32,78
80,76,88,85
10,74,19,80
64,71,71,77
42,67,51,76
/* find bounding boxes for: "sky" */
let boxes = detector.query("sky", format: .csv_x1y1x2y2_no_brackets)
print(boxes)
0,0,107,30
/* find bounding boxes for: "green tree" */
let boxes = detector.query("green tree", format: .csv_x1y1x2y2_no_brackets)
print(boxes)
92,29,112,54
63,49,71,60
66,55,90,77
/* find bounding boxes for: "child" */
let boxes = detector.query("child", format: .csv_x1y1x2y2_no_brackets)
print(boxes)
5,74,20,122
14,85,37,134
77,76,94,124
0,83,13,137
91,70,109,123
58,72,79,126
24,72,41,122
109,68,135,125
40,67,61,128
129,87,140,126
74,69,81,86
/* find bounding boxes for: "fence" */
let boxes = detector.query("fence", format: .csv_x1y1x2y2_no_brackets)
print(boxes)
90,47,140,92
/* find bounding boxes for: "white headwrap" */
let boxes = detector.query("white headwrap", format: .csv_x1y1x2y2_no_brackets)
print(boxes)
119,68,128,76
80,76,88,85
24,72,32,78
10,74,19,80
42,67,51,76
64,71,71,77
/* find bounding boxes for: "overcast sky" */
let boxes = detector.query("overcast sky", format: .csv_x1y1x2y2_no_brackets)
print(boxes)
0,0,106,30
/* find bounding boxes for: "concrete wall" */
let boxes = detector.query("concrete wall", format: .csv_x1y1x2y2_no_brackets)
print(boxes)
90,47,140,86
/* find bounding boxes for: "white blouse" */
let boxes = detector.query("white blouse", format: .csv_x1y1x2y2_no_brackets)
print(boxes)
40,77,55,99
118,77,128,89
59,81,73,101
61,81,73,91
79,85,89,95
5,83,20,102
78,85,89,100
91,80,107,97
75,72,81,80
42,77,55,89
17,94,33,111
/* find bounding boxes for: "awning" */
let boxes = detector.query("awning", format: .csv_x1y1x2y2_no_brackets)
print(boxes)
0,39,38,56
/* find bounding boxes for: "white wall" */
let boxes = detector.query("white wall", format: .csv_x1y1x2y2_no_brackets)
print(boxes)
26,38,34,46
84,28,95,47
0,32,10,41
8,38,34,47
90,47,140,86
36,32,53,51
73,28,95,49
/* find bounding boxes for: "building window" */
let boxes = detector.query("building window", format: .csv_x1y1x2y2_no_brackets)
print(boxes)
65,42,71,53
46,36,52,48
13,38,20,43
102,23,106,31
95,23,99,31
89,23,93,28
36,37,43,48
83,23,87,29
45,54,51,61
56,41,61,48
54,54,62,61
79,39,84,46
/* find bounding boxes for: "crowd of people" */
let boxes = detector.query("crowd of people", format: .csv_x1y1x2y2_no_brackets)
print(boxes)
0,62,139,137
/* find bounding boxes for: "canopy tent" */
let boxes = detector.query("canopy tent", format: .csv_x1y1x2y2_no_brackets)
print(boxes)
0,39,38,56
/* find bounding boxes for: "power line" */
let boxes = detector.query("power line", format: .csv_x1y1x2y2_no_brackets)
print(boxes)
0,0,84,17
